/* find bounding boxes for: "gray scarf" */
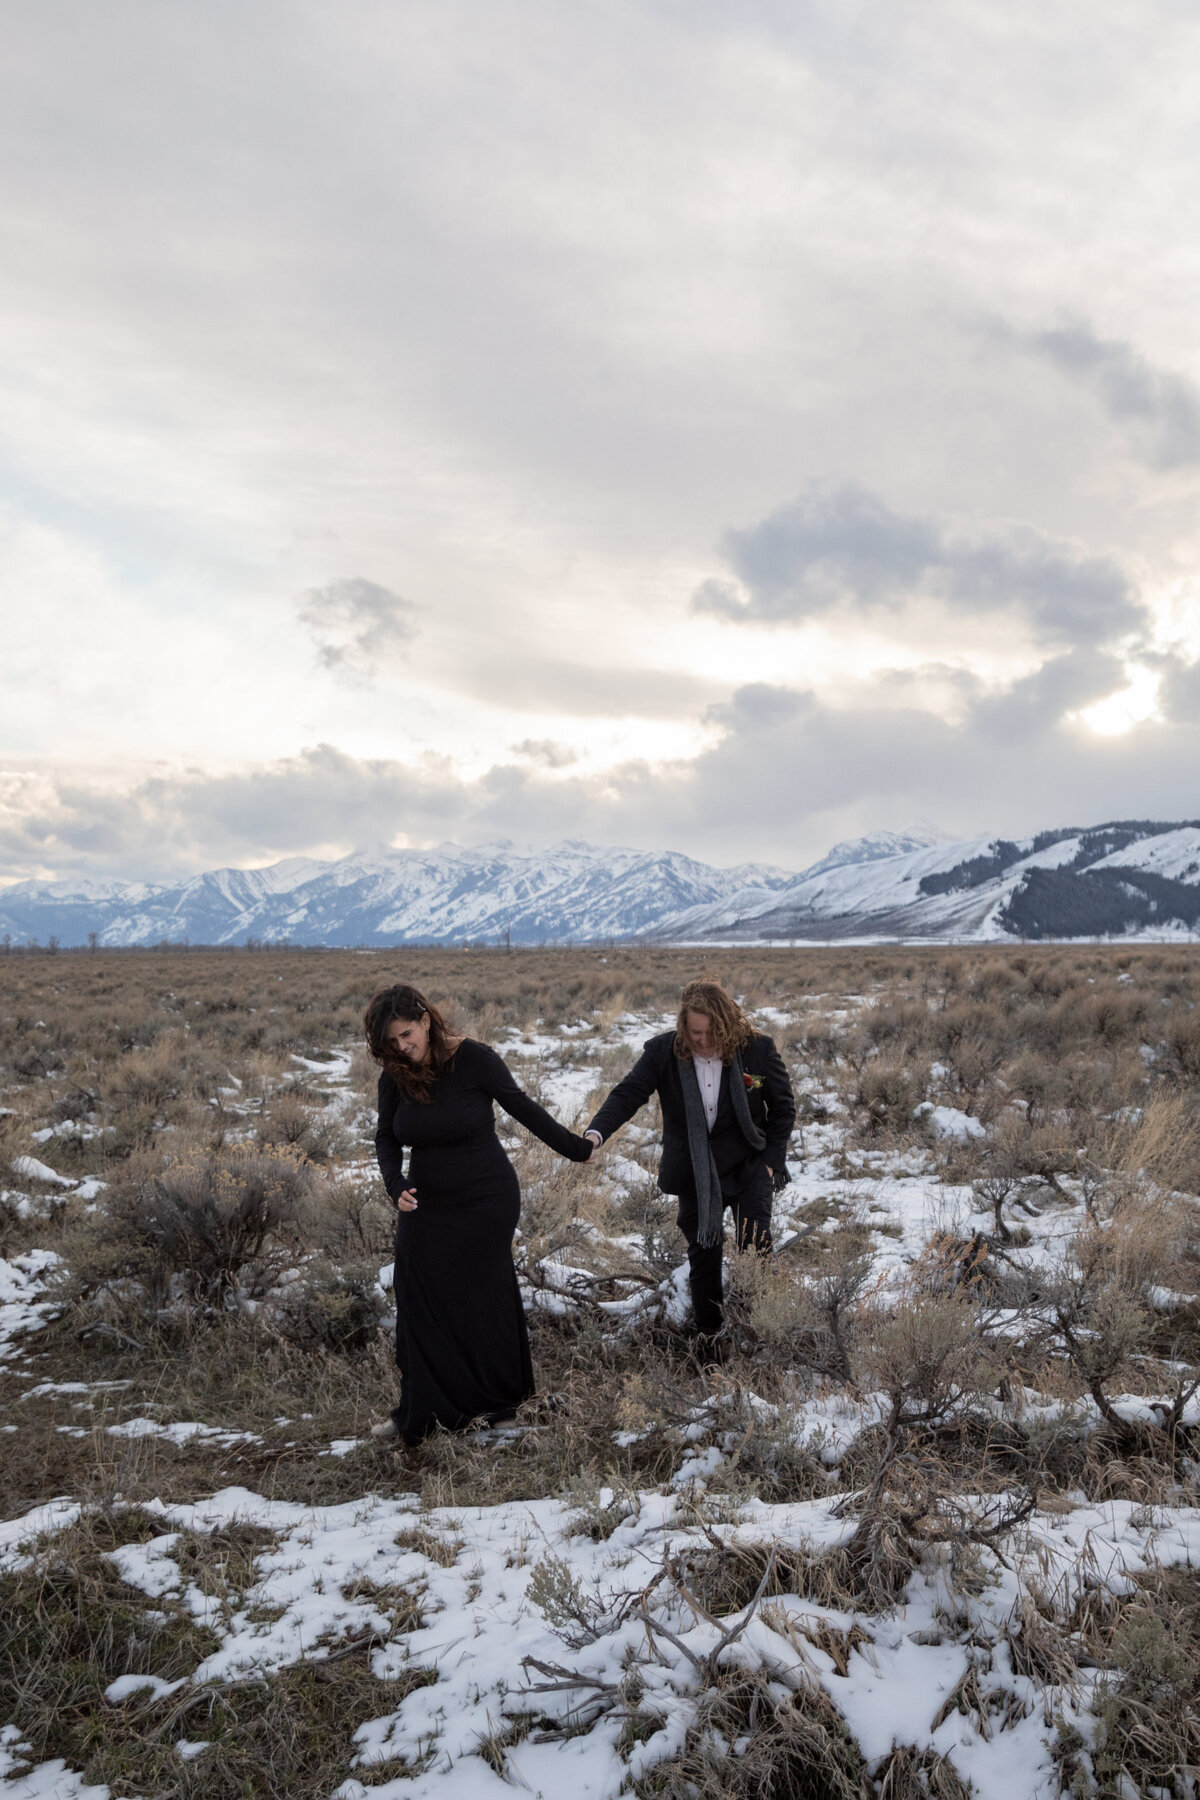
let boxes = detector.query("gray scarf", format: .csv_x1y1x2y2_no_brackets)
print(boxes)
681,1049,767,1248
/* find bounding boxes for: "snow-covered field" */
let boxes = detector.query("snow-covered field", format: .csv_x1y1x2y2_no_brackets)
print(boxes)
5,1478,1195,1800
2,976,1199,1798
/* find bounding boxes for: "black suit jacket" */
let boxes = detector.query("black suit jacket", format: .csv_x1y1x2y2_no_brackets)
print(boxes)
586,1031,795,1199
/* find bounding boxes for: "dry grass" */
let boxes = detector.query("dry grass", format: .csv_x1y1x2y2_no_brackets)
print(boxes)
633,1668,870,1798
5,943,1200,1793
4,941,1200,1516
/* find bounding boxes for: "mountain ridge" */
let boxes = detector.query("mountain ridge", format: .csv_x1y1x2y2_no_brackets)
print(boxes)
0,842,796,949
3,822,1199,947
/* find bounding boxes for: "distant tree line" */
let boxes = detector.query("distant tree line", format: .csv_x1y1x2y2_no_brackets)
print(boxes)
1001,866,1200,938
920,820,1200,901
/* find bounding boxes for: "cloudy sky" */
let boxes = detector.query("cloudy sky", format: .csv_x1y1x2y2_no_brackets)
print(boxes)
3,0,1200,884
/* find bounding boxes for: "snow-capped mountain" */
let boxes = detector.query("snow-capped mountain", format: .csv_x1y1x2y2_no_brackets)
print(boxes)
3,822,1199,947
796,827,947,881
655,820,1200,942
0,841,796,948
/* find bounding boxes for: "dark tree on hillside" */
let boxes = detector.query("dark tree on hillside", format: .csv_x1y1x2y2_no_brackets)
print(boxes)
1001,867,1200,939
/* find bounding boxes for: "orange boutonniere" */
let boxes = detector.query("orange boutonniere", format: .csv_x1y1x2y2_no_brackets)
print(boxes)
743,1072,764,1091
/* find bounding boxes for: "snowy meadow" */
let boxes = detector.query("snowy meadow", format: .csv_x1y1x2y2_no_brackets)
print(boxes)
2,943,1200,1799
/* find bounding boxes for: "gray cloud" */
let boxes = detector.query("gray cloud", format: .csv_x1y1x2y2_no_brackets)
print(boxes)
1019,321,1200,469
694,485,1144,646
680,667,1199,858
296,579,416,683
970,647,1128,737
2,648,1194,883
872,664,984,707
1156,652,1200,724
509,738,579,768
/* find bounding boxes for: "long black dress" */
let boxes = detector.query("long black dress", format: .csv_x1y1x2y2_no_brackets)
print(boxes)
374,1039,591,1444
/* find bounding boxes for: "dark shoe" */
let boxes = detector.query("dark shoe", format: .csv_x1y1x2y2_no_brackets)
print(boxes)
521,1391,567,1422
695,1331,732,1369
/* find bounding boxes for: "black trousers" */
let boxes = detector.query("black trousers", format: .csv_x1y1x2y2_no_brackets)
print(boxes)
674,1166,772,1336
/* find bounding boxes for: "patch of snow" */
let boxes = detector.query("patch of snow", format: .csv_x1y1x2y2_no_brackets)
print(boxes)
0,1726,110,1799
21,1379,131,1400
914,1102,987,1141
9,1156,74,1188
104,1672,187,1704
0,1499,82,1561
0,1251,63,1358
105,1419,260,1447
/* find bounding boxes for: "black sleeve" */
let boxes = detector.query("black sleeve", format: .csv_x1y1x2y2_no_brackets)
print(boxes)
759,1035,796,1174
585,1037,665,1143
373,1071,408,1199
472,1043,593,1161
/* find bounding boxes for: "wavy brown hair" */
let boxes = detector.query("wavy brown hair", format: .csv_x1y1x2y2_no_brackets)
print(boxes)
364,984,460,1102
673,979,754,1064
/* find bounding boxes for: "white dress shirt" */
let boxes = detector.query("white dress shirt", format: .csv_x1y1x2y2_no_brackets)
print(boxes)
693,1053,723,1131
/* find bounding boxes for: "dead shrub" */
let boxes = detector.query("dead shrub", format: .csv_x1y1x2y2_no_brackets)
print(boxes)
1046,1195,1196,1451
725,1235,872,1382
512,1136,608,1274
699,1400,833,1505
1103,1088,1200,1197
633,1669,868,1799
827,1293,1023,1604
1004,1050,1065,1127
99,1030,226,1130
967,1128,1025,1243
931,1023,1003,1115
852,1061,928,1138
1163,1005,1200,1085
863,1001,933,1055
305,1177,395,1261
255,1091,346,1164
608,1174,684,1280
958,1110,1079,1236
72,1144,320,1315
274,1259,390,1356
860,1291,993,1434
1092,1576,1200,1794
873,1744,972,1798
671,1535,825,1616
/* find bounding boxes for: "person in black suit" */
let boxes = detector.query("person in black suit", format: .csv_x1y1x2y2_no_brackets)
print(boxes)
584,979,795,1351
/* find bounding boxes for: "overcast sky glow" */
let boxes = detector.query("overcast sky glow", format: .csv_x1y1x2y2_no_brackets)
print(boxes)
3,0,1200,883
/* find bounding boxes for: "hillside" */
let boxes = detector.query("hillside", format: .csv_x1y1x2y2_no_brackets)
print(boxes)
656,821,1200,943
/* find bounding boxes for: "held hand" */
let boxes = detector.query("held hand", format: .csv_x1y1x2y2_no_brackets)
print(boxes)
395,1188,419,1212
583,1129,602,1163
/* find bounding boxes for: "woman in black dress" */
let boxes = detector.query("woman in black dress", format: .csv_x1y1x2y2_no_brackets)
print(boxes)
366,983,593,1445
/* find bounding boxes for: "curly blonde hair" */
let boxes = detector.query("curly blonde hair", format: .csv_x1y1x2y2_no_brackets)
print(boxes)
673,979,753,1065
